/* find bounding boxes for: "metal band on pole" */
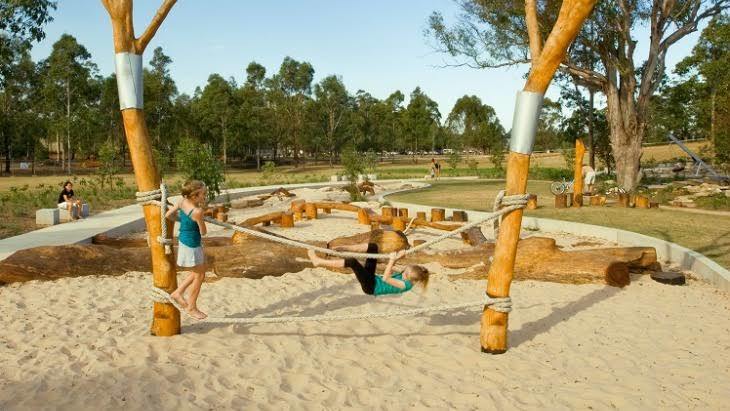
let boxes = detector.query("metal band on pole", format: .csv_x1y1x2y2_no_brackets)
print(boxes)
508,91,544,155
114,52,143,110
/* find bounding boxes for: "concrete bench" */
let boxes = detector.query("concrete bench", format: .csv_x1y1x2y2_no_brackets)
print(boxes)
59,203,90,222
36,208,60,226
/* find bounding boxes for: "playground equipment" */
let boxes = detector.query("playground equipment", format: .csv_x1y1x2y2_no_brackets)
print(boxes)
100,0,598,353
668,134,729,182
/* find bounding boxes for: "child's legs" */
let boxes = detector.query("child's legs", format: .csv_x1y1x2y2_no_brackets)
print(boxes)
185,264,206,309
363,243,379,274
345,258,376,295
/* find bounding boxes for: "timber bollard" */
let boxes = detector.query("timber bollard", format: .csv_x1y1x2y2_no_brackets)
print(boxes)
554,194,568,208
280,211,294,228
431,208,445,222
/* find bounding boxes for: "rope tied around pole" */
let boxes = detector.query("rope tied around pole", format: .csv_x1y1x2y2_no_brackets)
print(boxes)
135,184,173,254
492,191,530,239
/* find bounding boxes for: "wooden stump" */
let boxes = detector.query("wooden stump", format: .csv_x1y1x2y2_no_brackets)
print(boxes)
291,199,306,221
572,193,583,208
381,207,394,219
635,195,650,209
526,194,538,210
618,193,631,208
398,208,409,218
357,208,371,225
305,203,318,220
323,208,332,214
392,217,407,231
650,202,659,209
431,208,446,222
280,212,294,228
370,222,380,231
589,196,603,206
412,239,426,246
416,211,427,221
554,194,568,208
263,221,271,226
452,210,468,222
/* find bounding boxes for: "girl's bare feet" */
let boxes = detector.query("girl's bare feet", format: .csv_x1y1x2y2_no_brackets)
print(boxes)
170,291,188,309
188,308,207,320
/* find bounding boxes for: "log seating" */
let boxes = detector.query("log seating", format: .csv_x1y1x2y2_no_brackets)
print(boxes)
554,193,568,208
452,210,468,222
635,195,650,209
431,208,445,222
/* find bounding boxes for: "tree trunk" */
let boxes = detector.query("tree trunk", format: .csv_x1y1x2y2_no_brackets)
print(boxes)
710,89,716,149
66,79,72,175
102,0,180,337
605,81,643,192
3,131,9,174
588,90,595,169
222,117,227,165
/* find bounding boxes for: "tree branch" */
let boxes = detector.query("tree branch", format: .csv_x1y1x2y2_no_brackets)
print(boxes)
135,0,177,53
560,60,608,89
525,0,542,61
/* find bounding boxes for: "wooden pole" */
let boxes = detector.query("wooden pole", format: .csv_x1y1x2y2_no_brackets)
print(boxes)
573,138,585,207
481,0,597,354
357,208,371,225
102,0,180,337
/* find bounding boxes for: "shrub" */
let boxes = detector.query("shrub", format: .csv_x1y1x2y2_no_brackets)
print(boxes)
446,151,462,170
96,139,119,190
466,159,479,176
341,147,365,201
175,137,224,200
561,141,575,171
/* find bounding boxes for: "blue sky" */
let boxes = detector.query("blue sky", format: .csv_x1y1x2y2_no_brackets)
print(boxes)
31,1,701,127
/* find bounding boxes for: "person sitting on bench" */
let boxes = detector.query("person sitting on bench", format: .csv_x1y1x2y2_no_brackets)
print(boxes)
58,181,84,220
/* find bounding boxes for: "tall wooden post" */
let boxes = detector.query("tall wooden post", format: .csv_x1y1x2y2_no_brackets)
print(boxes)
573,138,585,207
481,0,597,354
102,0,180,336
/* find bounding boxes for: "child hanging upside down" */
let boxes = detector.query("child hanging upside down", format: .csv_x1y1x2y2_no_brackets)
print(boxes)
308,243,429,296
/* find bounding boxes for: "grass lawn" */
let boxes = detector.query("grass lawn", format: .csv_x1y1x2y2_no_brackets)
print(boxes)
388,180,730,269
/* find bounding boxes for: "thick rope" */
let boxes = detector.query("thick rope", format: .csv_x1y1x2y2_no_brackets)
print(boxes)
135,186,173,253
203,202,525,260
150,287,512,324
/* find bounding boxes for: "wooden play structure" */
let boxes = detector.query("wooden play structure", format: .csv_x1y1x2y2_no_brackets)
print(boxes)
96,0,599,352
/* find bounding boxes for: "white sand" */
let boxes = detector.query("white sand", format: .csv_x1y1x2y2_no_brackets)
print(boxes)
2,271,729,410
3,186,730,409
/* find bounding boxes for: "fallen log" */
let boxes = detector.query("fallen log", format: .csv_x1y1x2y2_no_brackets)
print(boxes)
0,237,657,287
92,234,232,248
312,201,360,213
326,229,409,253
242,211,284,226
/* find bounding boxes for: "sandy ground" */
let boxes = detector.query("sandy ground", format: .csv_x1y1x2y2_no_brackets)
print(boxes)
2,183,730,410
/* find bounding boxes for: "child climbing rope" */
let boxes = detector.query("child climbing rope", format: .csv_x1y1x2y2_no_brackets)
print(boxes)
308,244,429,296
165,180,209,320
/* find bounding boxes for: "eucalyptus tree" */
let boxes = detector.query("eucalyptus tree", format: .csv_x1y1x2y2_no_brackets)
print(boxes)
675,15,730,166
0,0,56,85
0,50,43,173
349,90,378,152
39,34,98,174
144,47,178,152
237,61,271,169
268,57,314,166
403,87,441,159
428,0,729,191
194,73,235,165
446,95,504,153
314,75,350,166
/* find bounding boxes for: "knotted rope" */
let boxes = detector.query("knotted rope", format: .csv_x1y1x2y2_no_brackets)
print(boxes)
492,190,529,238
135,184,173,254
150,287,512,324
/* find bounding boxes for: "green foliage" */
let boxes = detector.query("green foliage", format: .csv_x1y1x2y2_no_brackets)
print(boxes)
260,161,277,182
363,150,378,174
340,147,365,200
491,143,505,169
561,141,575,171
446,151,462,170
466,158,479,176
96,139,119,189
175,137,225,200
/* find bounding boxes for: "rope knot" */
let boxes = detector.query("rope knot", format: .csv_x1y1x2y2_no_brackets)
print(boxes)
484,292,512,313
492,191,531,238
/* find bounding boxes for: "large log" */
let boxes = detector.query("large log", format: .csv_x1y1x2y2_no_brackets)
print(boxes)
242,211,284,226
92,234,231,248
312,202,360,213
0,237,656,287
326,229,410,253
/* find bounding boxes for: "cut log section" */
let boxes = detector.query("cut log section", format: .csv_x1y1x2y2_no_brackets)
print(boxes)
357,208,371,225
431,208,445,222
416,211,427,221
381,207,394,219
327,229,410,254
280,211,294,228
392,217,407,231
555,194,568,208
635,195,650,209
452,210,468,222
526,194,538,210
618,193,631,208
305,203,318,220
242,211,285,227
398,208,409,218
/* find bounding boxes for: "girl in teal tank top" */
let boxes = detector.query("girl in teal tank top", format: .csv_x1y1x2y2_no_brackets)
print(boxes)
308,242,430,296
165,180,209,320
